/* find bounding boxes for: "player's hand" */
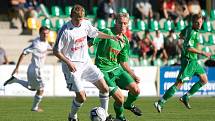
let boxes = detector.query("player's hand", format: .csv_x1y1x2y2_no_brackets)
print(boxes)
67,62,77,72
134,76,140,84
116,35,124,42
203,52,211,58
112,35,124,42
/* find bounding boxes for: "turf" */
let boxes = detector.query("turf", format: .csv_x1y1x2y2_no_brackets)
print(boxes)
0,97,215,121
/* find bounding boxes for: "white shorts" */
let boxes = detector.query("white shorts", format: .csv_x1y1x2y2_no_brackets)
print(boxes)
62,61,103,92
27,64,44,90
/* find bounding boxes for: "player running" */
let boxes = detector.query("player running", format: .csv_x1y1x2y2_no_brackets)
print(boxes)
154,13,211,113
4,26,52,112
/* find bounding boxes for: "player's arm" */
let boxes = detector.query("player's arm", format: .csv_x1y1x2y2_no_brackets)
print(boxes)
53,50,77,72
11,52,26,75
120,62,140,83
188,47,211,58
88,31,120,47
53,32,77,72
187,33,211,58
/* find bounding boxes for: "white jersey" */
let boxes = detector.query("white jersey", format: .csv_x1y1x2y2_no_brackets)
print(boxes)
23,37,52,68
53,19,99,63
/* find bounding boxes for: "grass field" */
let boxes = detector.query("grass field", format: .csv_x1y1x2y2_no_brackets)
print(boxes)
1,97,215,121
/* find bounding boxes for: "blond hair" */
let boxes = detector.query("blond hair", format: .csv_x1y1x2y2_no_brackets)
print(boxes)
115,12,129,23
70,4,85,18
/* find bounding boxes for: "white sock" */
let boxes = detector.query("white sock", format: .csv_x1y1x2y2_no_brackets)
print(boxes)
32,95,42,110
99,92,109,116
69,98,83,119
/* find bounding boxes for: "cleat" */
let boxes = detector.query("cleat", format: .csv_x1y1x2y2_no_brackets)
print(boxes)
4,76,16,86
68,117,79,121
124,105,142,116
154,102,162,113
179,96,192,109
106,114,115,121
31,107,44,112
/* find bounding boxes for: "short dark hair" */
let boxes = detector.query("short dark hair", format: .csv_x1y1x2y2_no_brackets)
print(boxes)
39,26,49,34
192,13,202,23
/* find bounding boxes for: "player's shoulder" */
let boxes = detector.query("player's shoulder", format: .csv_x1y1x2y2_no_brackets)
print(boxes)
81,19,92,25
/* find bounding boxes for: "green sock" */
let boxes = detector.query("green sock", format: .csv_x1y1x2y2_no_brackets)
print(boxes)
114,102,124,119
159,85,178,105
124,92,139,108
187,81,204,98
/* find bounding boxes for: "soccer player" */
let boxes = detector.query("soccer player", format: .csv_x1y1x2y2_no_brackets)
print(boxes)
53,4,119,121
89,12,142,121
154,13,211,113
4,26,52,112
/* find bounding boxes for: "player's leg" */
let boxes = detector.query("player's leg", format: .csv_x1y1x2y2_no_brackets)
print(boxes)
124,82,142,116
155,80,183,112
187,73,208,97
68,91,86,121
180,63,207,109
97,70,126,120
85,64,110,117
155,59,194,112
31,89,44,112
116,69,142,116
3,75,29,88
112,89,127,121
30,72,45,112
93,78,109,116
62,63,83,121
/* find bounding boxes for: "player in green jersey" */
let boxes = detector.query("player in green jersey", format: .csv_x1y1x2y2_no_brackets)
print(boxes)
89,12,142,121
154,13,212,113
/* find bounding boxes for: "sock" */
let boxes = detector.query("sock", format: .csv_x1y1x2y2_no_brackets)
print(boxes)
124,92,139,108
15,78,29,89
159,85,178,105
69,98,83,119
32,95,42,110
114,102,124,119
186,81,205,98
99,92,109,116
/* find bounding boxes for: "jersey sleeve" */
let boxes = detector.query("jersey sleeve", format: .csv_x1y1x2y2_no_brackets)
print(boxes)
86,20,99,38
90,28,112,45
23,43,35,55
187,31,197,48
53,30,67,52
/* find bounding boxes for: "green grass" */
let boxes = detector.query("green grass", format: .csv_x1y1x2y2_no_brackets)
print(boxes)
0,97,215,121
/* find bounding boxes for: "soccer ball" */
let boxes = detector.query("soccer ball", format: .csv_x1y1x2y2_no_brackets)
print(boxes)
90,107,106,121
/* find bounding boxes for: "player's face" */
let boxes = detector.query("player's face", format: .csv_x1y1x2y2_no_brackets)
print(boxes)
72,16,84,27
115,17,129,34
40,29,49,41
193,17,203,30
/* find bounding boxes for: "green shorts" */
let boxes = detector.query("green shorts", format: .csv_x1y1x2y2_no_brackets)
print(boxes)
177,59,205,82
102,67,135,96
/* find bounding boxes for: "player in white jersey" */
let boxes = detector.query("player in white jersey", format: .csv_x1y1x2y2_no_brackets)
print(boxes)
53,4,119,121
4,26,52,112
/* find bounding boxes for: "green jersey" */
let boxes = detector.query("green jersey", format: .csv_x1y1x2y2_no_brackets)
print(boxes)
180,26,200,60
92,28,130,71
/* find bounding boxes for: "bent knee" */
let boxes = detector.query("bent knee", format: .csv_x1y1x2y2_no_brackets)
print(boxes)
128,84,140,95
